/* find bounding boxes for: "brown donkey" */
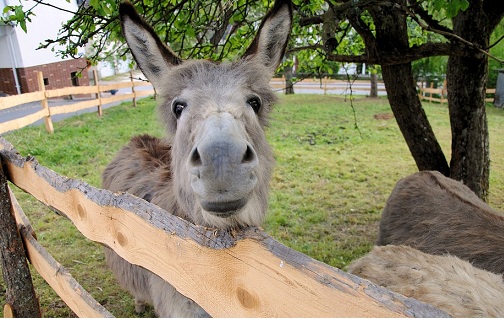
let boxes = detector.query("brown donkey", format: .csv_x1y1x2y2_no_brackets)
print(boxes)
377,170,504,276
102,0,292,317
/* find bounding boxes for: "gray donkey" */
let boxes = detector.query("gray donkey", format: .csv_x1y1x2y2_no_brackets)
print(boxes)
102,0,292,317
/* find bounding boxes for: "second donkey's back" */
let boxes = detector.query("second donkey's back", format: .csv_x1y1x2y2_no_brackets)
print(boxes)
377,170,504,276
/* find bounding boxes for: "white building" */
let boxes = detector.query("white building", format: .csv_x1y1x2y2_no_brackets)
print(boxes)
0,0,130,95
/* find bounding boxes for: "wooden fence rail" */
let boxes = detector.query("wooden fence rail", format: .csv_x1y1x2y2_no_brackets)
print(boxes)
418,80,496,104
0,137,448,317
0,71,155,134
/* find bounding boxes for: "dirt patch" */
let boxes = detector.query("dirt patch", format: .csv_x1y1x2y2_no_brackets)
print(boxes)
373,113,394,120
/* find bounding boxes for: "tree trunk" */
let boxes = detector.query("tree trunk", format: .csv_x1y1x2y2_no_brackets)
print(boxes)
369,72,378,98
446,1,497,201
0,159,41,317
284,63,295,94
369,3,450,175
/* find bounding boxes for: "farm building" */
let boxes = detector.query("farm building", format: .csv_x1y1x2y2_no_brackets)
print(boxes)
0,0,91,95
0,0,132,96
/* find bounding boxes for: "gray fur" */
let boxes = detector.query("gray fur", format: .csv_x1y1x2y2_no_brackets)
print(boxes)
102,1,291,317
348,245,504,318
376,170,504,276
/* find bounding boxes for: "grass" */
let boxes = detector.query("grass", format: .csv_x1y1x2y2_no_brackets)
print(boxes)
2,94,504,317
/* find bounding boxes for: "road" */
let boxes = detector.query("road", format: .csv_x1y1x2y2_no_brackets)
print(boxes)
270,79,387,96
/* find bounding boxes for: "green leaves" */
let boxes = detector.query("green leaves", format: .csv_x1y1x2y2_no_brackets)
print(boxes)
0,0,482,76
1,4,35,33
430,0,470,18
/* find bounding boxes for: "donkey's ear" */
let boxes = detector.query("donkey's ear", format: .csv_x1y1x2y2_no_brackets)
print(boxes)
119,1,182,89
243,0,292,75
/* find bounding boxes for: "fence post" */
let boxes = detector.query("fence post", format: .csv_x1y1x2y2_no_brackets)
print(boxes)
93,70,103,117
420,81,424,100
36,71,54,133
0,158,41,317
441,79,447,105
130,71,137,107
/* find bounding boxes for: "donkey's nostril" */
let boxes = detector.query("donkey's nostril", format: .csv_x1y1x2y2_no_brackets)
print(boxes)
242,144,256,164
190,147,202,166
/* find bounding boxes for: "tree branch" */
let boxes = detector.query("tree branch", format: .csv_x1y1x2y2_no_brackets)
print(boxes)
287,44,324,54
398,2,504,64
299,15,323,27
326,42,460,65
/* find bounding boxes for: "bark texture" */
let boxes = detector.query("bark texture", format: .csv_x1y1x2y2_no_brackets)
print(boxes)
447,0,504,200
369,2,450,175
0,159,41,317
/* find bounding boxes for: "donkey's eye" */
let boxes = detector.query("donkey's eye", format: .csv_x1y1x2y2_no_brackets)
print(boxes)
246,96,262,114
172,100,187,119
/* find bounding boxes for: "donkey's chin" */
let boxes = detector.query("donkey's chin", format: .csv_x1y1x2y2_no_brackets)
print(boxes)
200,198,247,217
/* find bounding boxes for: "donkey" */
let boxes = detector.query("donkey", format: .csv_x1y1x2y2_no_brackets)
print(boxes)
102,0,292,317
376,170,504,277
348,245,504,318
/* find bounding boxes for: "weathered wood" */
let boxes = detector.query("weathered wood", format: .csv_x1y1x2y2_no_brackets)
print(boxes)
8,187,113,318
0,137,448,318
0,157,41,317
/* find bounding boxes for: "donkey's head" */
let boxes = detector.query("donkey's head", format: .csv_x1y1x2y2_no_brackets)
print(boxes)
119,0,292,229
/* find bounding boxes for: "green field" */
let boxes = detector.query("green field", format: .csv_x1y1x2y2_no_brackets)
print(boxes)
2,94,504,317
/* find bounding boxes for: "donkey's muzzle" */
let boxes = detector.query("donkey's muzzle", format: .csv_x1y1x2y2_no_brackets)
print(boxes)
188,113,258,216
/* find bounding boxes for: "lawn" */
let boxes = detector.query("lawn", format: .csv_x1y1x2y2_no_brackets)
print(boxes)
2,94,504,317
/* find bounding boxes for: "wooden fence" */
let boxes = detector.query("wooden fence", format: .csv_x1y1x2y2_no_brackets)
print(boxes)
0,137,448,317
418,80,496,104
0,71,155,134
3,74,496,136
1,76,383,135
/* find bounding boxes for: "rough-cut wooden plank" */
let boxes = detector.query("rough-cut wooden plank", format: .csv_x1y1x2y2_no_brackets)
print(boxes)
0,137,448,318
8,187,113,318
0,109,49,134
0,158,41,317
0,92,45,110
50,100,100,116
45,86,99,98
